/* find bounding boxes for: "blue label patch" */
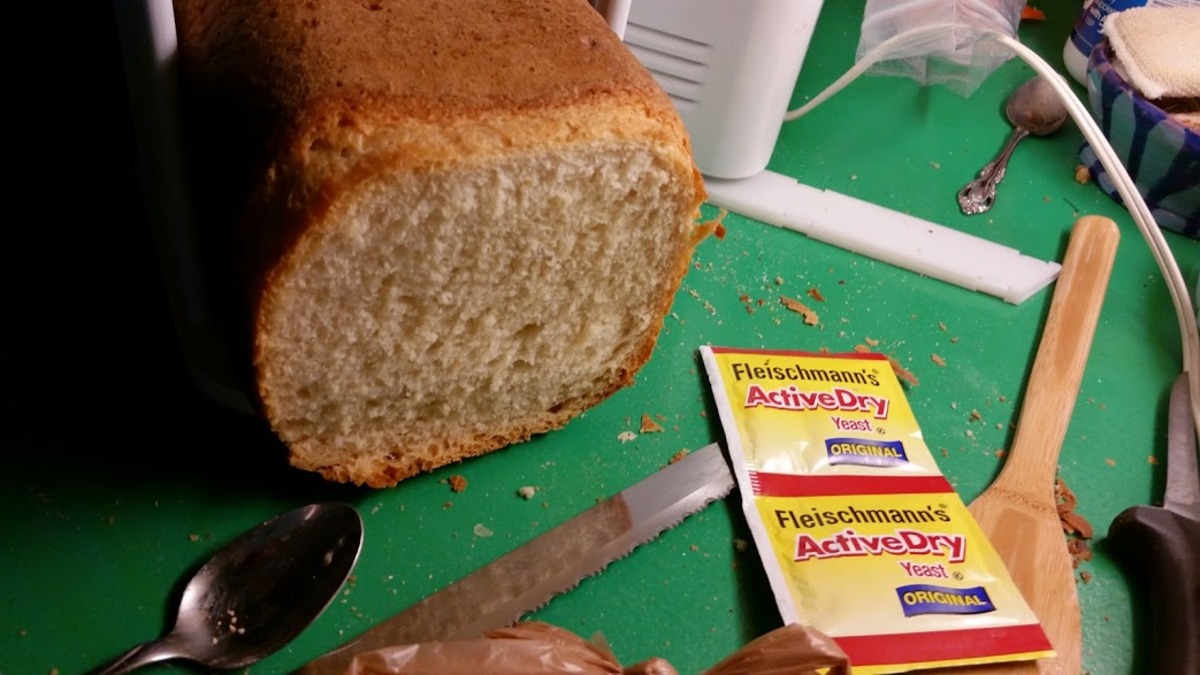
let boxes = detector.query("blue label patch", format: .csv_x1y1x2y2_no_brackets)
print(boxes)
896,584,996,617
825,438,908,467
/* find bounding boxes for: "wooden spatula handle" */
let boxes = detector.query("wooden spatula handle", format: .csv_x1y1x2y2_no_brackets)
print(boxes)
992,216,1120,500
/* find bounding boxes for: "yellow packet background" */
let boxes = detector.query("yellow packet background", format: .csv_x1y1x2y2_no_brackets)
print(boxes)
701,347,1053,674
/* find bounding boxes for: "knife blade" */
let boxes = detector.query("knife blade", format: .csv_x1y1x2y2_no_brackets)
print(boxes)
1107,372,1200,675
1162,373,1200,522
298,442,735,674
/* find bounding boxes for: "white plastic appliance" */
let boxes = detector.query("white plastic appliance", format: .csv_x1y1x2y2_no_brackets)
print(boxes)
606,0,1061,305
618,0,823,180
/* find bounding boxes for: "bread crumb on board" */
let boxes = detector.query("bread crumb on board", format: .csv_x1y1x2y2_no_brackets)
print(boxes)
517,486,537,500
738,293,755,315
640,414,665,433
780,295,819,325
449,475,468,493
694,208,728,242
617,430,638,443
473,523,494,538
1055,477,1095,569
889,359,919,386
669,449,690,464
931,353,946,367
854,344,920,386
1074,164,1091,184
806,287,825,302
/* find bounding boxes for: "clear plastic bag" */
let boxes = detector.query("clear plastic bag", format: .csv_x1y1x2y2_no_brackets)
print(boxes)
855,0,1024,95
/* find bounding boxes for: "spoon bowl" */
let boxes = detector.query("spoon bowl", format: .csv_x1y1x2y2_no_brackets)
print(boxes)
92,502,364,674
958,75,1070,215
1005,74,1070,137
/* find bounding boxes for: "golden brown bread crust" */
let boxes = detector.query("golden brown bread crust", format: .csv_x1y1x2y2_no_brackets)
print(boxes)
173,0,707,486
174,0,695,278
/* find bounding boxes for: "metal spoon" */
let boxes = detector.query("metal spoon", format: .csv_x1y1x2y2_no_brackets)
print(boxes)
91,502,364,674
957,75,1069,215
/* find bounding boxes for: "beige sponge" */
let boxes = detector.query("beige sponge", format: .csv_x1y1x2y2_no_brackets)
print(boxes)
1104,6,1200,99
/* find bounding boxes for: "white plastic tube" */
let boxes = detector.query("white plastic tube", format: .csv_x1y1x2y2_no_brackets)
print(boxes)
988,33,1200,435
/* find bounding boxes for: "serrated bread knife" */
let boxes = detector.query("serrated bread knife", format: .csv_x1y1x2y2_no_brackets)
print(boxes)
298,442,735,674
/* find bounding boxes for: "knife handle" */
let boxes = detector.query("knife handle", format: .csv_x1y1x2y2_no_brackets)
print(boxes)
1106,505,1200,675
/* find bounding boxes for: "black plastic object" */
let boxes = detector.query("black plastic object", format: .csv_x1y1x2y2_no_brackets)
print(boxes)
1107,504,1200,675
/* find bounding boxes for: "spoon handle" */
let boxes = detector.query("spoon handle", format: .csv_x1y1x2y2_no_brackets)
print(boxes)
957,126,1030,215
90,639,183,675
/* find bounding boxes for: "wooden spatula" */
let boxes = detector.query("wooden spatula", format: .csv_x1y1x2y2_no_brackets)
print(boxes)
941,215,1120,674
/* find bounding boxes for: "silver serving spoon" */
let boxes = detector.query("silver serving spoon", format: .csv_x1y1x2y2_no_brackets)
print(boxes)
958,75,1069,215
92,502,364,674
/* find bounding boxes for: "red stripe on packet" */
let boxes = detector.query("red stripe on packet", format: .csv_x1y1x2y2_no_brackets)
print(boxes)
750,472,953,497
836,623,1054,667
706,346,890,361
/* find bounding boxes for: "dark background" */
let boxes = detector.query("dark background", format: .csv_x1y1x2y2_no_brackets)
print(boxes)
6,2,319,490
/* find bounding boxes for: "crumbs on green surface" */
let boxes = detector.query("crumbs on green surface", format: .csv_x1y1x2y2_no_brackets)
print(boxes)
639,414,664,433
1055,477,1095,571
780,295,819,325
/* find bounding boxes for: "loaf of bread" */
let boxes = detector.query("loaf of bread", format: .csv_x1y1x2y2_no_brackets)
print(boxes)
172,0,709,486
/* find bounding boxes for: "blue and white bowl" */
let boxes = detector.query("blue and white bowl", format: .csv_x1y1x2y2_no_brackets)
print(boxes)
1079,38,1199,238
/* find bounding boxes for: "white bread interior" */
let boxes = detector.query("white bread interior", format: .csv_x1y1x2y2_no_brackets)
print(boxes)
174,0,709,486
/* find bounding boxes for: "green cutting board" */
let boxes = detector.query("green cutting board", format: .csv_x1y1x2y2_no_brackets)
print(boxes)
4,2,1197,673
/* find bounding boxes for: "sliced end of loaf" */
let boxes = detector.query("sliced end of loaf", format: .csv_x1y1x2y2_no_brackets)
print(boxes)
255,140,704,486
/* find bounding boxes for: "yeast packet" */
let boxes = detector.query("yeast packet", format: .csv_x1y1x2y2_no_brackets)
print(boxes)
701,347,1053,673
